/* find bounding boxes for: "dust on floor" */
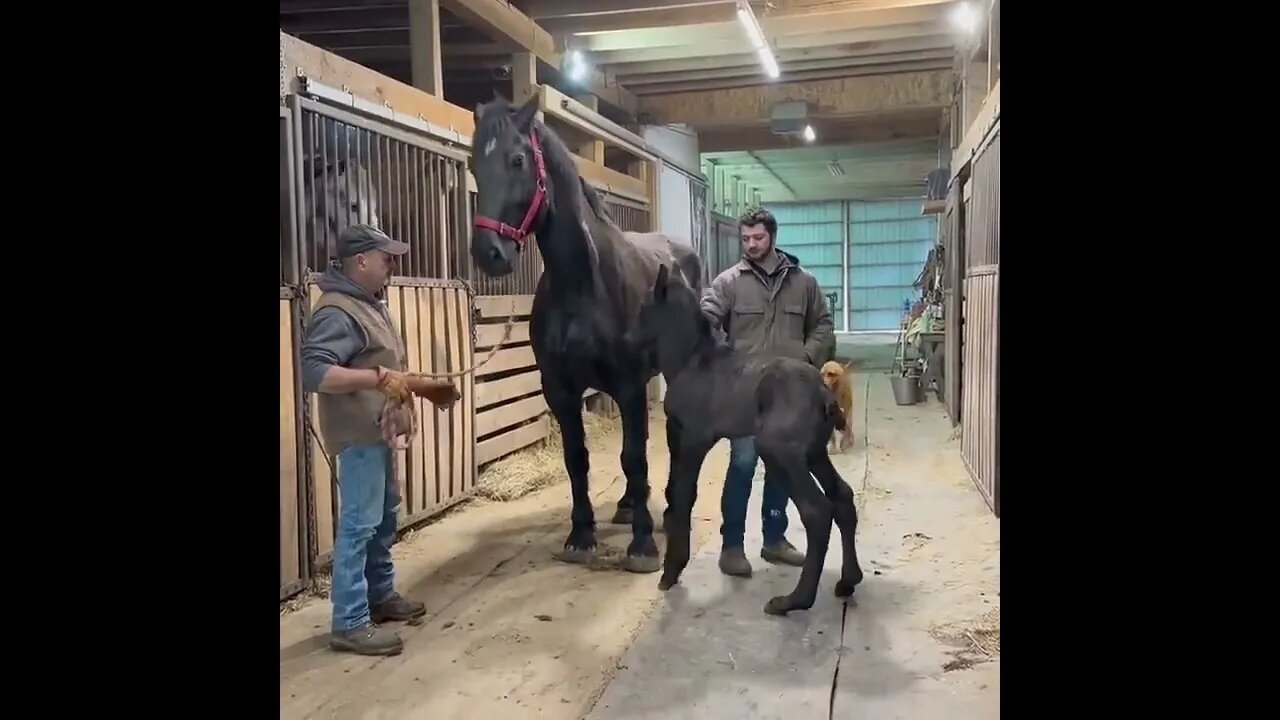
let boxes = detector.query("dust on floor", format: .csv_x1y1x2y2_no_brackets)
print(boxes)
280,404,734,720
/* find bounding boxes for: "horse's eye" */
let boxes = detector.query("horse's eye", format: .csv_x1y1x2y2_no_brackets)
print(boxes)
511,153,525,169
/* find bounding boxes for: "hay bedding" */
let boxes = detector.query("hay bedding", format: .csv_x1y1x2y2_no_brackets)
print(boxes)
930,607,1001,672
475,412,621,501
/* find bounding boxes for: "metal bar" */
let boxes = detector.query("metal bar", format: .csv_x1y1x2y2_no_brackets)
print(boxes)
298,95,469,163
298,77,472,148
289,295,312,591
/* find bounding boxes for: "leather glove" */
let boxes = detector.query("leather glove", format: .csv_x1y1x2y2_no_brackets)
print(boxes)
375,367,413,404
406,376,461,409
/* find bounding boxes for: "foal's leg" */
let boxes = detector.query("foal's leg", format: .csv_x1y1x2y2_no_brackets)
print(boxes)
658,424,712,591
809,451,864,598
617,391,659,573
760,450,834,616
545,380,596,563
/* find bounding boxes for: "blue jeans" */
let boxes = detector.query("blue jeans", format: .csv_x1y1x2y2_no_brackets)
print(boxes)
331,443,400,632
720,436,790,550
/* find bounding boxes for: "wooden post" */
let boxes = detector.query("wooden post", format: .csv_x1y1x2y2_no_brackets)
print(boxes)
512,51,538,107
573,94,605,163
408,0,443,96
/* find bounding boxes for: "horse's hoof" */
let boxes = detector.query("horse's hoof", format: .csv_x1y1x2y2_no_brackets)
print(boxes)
555,547,596,565
834,579,857,598
622,554,661,574
763,596,793,616
658,574,678,591
610,507,634,525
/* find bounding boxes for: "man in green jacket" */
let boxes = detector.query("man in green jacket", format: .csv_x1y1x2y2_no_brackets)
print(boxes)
700,207,835,578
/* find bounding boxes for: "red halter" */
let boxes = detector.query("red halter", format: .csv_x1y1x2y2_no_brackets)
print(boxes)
473,129,548,249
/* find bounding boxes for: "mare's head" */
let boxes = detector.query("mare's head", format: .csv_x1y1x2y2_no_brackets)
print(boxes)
470,93,551,277
311,155,381,240
635,264,711,364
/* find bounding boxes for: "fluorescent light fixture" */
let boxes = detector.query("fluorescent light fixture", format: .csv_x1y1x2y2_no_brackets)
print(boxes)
827,160,844,177
950,1,979,33
736,7,765,48
803,125,816,143
736,1,779,81
757,47,780,79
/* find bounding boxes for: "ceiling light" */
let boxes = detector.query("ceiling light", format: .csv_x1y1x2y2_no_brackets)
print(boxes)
758,48,780,79
736,1,779,81
827,160,844,177
950,2,980,34
802,125,816,143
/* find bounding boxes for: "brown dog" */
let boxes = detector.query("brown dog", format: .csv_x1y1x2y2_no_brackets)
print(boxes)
820,360,855,452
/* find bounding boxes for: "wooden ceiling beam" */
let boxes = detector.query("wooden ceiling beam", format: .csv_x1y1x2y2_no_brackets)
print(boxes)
587,21,943,64
439,0,638,114
575,4,946,52
697,113,942,152
523,0,732,17
632,59,952,95
610,35,952,75
538,4,734,34
638,69,951,128
622,50,953,85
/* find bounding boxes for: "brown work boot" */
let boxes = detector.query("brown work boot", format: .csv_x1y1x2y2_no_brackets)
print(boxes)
719,547,753,578
370,592,426,623
761,539,805,567
330,621,403,656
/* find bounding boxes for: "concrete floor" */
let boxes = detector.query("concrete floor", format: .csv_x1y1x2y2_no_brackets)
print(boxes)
587,374,1000,720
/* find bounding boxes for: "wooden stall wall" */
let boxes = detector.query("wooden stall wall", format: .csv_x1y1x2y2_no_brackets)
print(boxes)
305,280,478,566
472,294,550,464
959,124,999,516
280,287,309,600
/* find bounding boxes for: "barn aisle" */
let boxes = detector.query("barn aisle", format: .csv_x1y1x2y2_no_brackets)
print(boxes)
587,374,1000,719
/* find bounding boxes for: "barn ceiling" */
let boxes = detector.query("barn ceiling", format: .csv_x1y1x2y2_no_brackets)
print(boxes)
279,0,978,202
704,137,941,203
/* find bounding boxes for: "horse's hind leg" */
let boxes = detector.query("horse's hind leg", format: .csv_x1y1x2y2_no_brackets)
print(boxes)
760,448,833,616
810,451,864,597
617,390,659,573
545,380,596,564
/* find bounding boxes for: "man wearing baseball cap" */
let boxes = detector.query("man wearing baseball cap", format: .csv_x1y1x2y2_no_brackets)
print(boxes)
300,224,460,656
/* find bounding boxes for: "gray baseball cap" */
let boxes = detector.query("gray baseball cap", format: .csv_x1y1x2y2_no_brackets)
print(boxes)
337,224,410,258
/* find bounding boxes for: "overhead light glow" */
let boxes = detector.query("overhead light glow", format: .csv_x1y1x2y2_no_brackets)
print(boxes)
565,50,589,84
758,47,780,79
950,2,979,34
803,125,816,143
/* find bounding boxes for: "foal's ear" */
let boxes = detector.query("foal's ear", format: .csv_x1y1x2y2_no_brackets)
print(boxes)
654,264,669,301
515,91,540,132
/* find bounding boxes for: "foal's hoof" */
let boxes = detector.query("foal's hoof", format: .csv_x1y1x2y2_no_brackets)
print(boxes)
763,596,794,616
610,507,634,525
657,574,678,591
834,579,858,598
555,546,596,565
622,554,661,574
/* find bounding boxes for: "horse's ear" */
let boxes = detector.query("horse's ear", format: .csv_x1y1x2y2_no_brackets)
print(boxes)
654,264,669,302
515,91,540,132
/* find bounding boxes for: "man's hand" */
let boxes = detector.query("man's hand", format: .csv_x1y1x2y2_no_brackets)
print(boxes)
407,377,461,409
376,368,461,409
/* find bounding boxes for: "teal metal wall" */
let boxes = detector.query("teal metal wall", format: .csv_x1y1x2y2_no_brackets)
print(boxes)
766,202,846,331
848,199,936,331
764,199,936,333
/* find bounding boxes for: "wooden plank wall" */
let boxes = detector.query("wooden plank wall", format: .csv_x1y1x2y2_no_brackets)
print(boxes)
305,280,478,567
280,289,308,600
472,294,552,465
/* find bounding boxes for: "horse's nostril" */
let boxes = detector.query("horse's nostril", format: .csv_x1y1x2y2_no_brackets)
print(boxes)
489,245,504,263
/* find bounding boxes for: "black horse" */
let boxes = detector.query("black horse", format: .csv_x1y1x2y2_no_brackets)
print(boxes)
634,264,864,615
468,93,701,574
